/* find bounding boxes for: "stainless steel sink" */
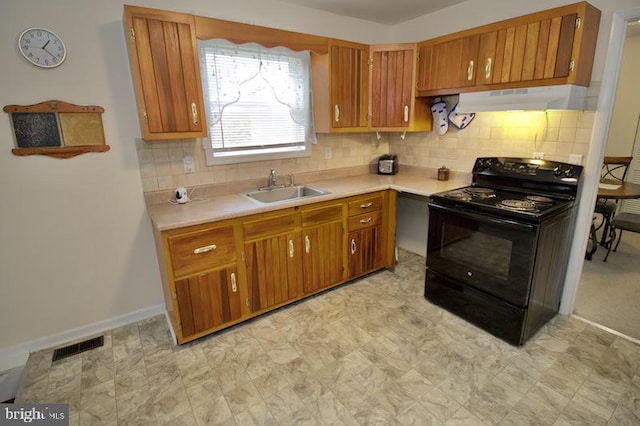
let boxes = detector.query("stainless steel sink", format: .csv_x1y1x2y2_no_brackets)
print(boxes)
241,185,329,203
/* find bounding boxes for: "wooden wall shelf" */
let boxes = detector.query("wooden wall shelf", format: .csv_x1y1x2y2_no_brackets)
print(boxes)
3,100,110,158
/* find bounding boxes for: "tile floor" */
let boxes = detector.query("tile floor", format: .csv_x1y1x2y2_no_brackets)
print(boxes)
16,250,640,425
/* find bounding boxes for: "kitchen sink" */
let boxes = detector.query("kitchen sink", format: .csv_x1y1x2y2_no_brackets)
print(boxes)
241,185,329,204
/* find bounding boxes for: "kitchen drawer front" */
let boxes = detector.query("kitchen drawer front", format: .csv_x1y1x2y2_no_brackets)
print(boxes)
243,212,299,240
301,203,343,227
348,210,382,232
348,194,383,216
168,226,236,278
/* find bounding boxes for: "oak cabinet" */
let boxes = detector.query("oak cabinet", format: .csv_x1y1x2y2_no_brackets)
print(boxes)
123,5,207,140
301,203,345,293
416,2,600,96
312,41,369,132
369,44,432,131
242,211,304,313
417,36,479,92
175,267,241,338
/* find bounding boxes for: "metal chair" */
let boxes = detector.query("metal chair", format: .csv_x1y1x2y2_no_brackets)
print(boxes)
593,156,632,249
604,212,640,261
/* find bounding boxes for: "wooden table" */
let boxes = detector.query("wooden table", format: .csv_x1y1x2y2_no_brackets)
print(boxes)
586,179,640,260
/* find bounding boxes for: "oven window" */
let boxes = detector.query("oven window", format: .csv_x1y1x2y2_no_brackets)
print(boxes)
440,223,512,281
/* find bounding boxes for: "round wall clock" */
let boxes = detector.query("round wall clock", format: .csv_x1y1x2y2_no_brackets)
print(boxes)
18,27,67,68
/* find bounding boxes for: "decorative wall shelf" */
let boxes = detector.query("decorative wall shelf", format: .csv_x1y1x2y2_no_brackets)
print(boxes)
3,100,110,158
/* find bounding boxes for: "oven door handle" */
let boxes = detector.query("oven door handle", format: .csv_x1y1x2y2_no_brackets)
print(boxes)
429,203,536,232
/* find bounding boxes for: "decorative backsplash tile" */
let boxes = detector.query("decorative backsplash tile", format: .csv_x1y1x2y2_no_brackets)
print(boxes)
135,110,595,193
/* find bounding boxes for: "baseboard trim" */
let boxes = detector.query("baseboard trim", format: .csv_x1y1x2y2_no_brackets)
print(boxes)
0,304,165,372
570,313,640,346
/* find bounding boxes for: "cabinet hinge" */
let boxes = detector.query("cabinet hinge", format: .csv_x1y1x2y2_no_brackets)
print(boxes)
143,112,149,124
242,251,246,262
569,60,575,72
575,16,582,29
367,113,373,122
172,290,177,299
129,27,135,39
176,322,182,331
368,58,374,67
245,298,250,307
416,52,420,61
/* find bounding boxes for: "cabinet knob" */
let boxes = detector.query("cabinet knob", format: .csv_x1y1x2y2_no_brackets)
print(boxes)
360,202,373,209
467,60,474,81
360,217,372,224
231,272,237,293
193,244,216,254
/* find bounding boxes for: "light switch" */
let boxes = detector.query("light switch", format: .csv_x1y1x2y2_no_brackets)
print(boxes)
183,155,195,173
569,154,583,165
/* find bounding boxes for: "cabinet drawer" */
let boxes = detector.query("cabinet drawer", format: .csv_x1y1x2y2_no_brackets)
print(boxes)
168,226,236,277
348,194,383,216
243,212,299,240
348,210,382,232
301,203,343,227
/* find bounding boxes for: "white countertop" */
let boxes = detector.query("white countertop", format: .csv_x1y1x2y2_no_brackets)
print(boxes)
147,172,470,231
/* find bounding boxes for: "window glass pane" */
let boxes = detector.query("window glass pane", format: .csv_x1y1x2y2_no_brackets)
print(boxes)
198,39,314,164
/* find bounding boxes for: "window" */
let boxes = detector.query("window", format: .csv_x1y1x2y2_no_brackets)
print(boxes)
198,39,315,165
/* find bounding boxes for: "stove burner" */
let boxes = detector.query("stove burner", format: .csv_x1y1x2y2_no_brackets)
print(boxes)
499,199,538,212
526,195,553,204
465,187,496,198
445,190,472,201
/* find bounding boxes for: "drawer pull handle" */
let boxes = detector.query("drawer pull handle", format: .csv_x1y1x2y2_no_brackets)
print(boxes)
334,104,340,122
360,202,373,209
289,239,295,258
305,235,311,253
193,244,216,254
360,217,372,224
485,57,492,79
467,60,474,81
231,273,237,293
350,239,357,255
403,105,409,122
191,102,199,125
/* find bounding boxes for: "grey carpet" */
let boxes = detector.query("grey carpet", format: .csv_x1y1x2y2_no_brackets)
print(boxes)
574,228,640,340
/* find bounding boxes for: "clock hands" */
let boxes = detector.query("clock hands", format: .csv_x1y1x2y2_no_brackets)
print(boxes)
42,40,50,50
41,41,58,61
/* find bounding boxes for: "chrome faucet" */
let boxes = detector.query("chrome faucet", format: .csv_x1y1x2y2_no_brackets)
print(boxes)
268,168,277,187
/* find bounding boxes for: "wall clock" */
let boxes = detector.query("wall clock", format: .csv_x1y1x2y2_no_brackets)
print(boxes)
18,27,67,68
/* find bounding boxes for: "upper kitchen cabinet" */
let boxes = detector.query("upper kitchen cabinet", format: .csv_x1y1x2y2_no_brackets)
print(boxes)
416,1,601,97
369,44,431,131
312,40,369,132
123,5,207,140
417,35,479,92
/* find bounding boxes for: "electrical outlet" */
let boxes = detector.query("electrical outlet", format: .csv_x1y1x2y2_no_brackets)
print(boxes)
183,155,195,174
533,152,544,159
324,147,332,159
569,154,583,165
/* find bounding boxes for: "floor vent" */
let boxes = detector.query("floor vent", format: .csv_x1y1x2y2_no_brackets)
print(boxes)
51,335,104,362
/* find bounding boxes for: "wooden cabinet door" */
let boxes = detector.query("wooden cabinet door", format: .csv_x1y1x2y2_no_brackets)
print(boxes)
302,221,344,294
175,266,241,338
124,6,207,140
369,45,415,129
244,231,304,313
418,36,479,92
348,226,383,279
491,14,576,84
330,42,369,130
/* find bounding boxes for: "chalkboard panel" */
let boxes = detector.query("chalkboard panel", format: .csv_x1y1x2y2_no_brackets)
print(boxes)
11,113,62,148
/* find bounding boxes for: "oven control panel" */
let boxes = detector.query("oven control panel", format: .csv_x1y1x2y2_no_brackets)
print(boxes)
473,157,581,183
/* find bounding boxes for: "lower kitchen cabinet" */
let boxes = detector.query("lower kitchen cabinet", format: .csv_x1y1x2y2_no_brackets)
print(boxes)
155,189,396,344
175,266,241,338
301,203,345,293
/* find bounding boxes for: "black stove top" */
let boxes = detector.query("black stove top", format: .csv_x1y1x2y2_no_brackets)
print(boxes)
429,157,583,222
432,185,571,220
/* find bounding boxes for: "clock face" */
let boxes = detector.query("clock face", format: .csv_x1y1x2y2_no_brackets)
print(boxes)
18,27,67,68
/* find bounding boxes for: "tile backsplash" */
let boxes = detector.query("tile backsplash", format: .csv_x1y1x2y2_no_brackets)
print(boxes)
136,110,594,193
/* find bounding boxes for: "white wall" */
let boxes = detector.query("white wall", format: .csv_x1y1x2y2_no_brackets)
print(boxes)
606,30,640,156
0,0,385,368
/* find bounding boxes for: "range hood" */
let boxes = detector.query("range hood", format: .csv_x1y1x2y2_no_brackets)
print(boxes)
455,84,587,113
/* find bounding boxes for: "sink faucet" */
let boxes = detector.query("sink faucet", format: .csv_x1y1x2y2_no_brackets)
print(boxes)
268,168,277,187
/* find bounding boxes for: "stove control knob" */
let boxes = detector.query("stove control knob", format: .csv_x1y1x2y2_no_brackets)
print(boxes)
564,167,575,178
553,166,563,177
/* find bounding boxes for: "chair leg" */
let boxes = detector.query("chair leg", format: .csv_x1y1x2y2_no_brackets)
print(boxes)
603,234,614,262
614,229,624,252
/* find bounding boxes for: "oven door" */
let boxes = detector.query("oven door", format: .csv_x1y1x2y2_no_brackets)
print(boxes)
427,203,538,307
